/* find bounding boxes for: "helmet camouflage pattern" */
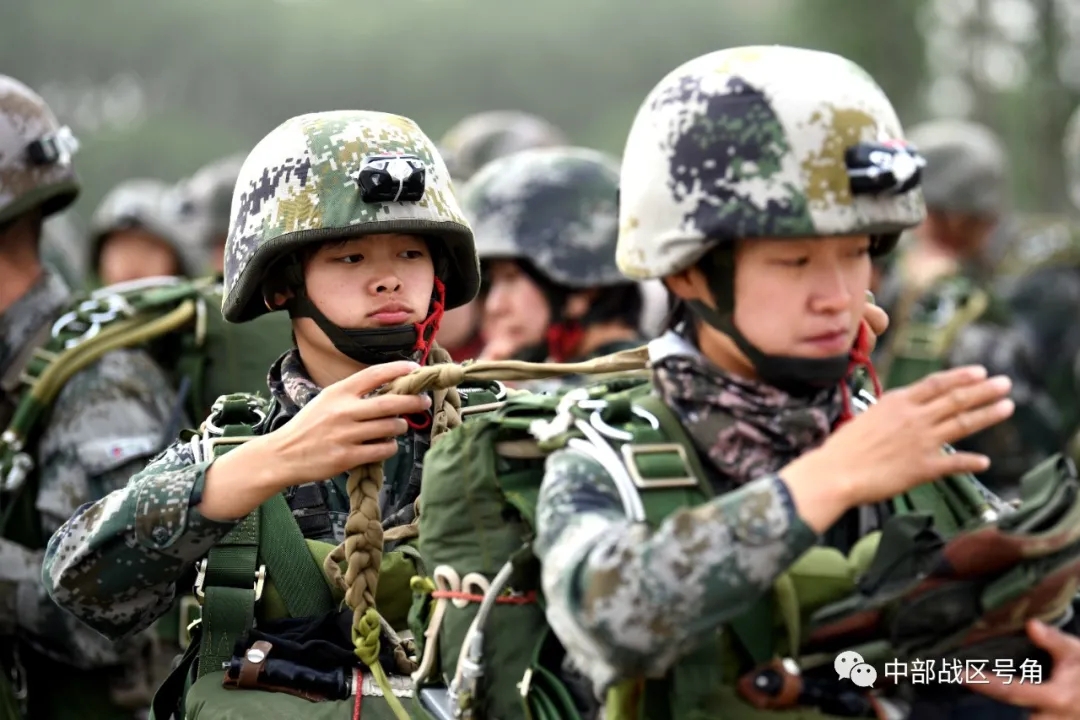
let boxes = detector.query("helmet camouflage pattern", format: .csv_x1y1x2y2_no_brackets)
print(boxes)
462,146,624,288
0,75,80,226
906,119,1006,217
179,153,247,246
439,110,568,182
89,177,200,274
223,110,478,323
616,46,926,280
1064,104,1080,212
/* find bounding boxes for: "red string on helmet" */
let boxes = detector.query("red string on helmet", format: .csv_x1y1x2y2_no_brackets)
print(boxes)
545,321,585,363
836,321,882,426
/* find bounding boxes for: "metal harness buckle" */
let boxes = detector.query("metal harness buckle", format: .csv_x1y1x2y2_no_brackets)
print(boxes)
193,559,266,602
620,442,698,489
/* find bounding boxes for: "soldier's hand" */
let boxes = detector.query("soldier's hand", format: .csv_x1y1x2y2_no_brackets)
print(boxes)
965,619,1080,719
780,366,1013,530
268,361,430,486
862,303,889,353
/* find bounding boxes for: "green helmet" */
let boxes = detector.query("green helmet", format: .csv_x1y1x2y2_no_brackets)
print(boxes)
463,146,624,288
223,110,477,365
439,111,568,182
617,45,926,390
905,119,1006,217
0,75,80,227
1064,104,1080,212
89,178,200,277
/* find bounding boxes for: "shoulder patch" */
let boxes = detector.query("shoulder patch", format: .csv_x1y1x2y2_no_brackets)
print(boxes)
76,434,163,475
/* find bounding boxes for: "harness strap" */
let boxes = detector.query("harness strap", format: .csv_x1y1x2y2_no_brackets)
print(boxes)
193,395,336,680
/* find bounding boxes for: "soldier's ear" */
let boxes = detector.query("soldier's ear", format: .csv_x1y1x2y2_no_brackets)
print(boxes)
562,289,598,321
662,266,711,304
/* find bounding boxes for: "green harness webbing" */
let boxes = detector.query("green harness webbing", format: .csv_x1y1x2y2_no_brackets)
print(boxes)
194,396,337,680
1,277,212,538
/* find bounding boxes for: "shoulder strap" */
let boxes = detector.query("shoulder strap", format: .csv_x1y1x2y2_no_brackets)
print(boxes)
1,277,211,505
883,277,990,389
192,394,335,679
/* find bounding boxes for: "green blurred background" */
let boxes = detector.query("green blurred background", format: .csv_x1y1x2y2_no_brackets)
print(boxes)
4,0,1077,226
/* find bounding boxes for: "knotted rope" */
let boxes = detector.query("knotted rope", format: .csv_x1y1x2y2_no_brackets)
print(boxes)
322,343,650,716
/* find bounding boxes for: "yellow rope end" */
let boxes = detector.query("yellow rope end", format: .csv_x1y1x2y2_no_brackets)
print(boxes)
352,608,410,720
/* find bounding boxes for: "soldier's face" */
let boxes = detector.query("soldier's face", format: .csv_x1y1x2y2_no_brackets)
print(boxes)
296,232,435,341
98,229,181,284
732,235,872,359
482,259,551,355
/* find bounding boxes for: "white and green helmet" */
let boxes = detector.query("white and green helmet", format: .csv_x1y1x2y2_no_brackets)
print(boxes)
616,45,926,282
222,110,479,324
616,45,927,390
0,75,80,227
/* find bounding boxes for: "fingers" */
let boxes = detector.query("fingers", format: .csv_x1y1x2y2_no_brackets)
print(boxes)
1028,619,1080,663
936,399,1015,445
341,361,421,395
965,673,1045,708
348,417,409,444
347,440,400,466
863,303,889,337
926,450,992,478
925,374,1012,424
901,365,989,404
350,393,431,422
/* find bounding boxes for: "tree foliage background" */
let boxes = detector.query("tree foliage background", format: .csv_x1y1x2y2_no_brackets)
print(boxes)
2,0,1077,228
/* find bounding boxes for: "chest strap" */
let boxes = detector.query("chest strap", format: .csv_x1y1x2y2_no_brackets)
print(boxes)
192,395,335,679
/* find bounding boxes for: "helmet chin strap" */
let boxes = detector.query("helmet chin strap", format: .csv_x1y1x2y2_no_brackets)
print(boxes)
284,260,446,368
688,247,875,398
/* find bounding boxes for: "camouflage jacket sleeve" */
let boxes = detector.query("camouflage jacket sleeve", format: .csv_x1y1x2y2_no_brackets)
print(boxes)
534,446,818,687
4,350,187,667
42,384,238,644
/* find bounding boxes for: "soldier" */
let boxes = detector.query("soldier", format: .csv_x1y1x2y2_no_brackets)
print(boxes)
992,105,1080,463
175,153,246,276
533,46,1022,718
872,119,1055,495
435,111,570,362
0,75,181,719
89,177,201,285
43,110,499,718
461,146,646,374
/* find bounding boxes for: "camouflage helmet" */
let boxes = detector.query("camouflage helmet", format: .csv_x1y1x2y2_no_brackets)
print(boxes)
461,146,623,289
223,110,478,323
906,119,1006,218
178,153,247,245
0,75,80,227
1063,104,1080,212
439,111,568,182
616,46,926,282
89,178,200,276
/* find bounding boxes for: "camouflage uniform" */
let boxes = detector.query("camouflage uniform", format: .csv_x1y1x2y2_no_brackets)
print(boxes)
461,146,646,378
874,120,1057,494
532,46,979,716
43,110,482,716
0,75,180,719
89,177,202,283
